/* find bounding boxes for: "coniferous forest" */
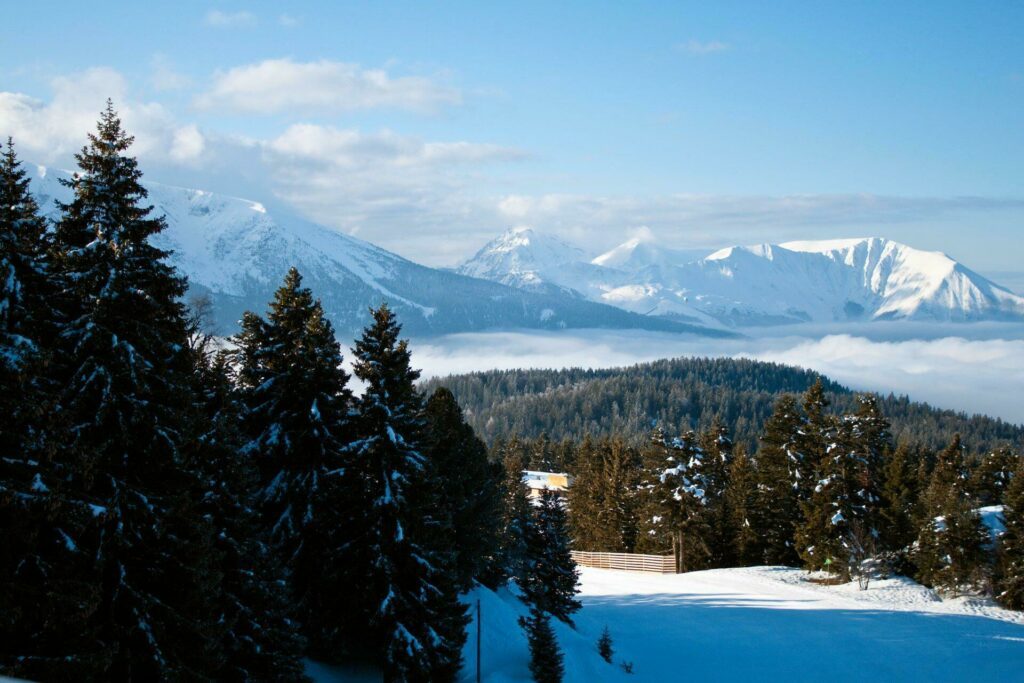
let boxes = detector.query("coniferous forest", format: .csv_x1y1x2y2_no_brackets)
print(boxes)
3,107,1024,683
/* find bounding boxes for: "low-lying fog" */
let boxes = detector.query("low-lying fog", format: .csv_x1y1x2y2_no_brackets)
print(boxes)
408,322,1024,425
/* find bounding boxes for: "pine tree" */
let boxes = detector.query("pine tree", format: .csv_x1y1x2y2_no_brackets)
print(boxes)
599,438,641,553
725,446,761,566
848,395,890,531
190,346,306,681
486,447,534,589
351,304,467,681
529,432,556,471
522,491,581,624
796,417,873,579
596,626,614,663
995,459,1024,609
751,395,802,565
971,447,1018,507
520,607,564,683
49,102,225,678
915,435,988,594
699,419,734,567
567,436,606,550
0,139,106,680
644,429,711,572
568,437,639,553
233,267,357,655
423,387,503,590
794,379,831,501
879,442,920,553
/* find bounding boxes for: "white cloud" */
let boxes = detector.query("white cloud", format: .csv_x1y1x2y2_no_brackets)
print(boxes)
194,58,462,114
411,327,1024,425
0,68,206,166
204,10,256,28
278,14,301,27
679,40,731,55
256,124,525,253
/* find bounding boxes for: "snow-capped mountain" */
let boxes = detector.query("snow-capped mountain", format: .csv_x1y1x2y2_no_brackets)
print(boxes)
459,230,1024,327
456,227,605,296
26,166,724,338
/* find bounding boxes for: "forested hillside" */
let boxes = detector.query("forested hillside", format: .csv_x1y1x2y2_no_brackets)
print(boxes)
422,358,1024,453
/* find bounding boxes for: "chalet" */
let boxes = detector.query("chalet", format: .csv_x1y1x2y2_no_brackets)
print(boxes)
522,470,573,500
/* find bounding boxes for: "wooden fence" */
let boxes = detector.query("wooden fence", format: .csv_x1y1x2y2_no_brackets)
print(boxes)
571,551,677,574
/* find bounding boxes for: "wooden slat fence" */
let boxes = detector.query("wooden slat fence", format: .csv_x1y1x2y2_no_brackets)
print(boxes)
571,551,677,574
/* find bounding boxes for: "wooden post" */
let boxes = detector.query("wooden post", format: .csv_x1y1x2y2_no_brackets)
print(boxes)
476,598,482,683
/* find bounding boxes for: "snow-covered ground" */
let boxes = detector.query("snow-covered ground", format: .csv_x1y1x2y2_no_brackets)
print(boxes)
310,566,1024,682
577,566,1024,682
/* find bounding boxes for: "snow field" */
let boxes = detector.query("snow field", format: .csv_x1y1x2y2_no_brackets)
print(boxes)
578,566,1024,682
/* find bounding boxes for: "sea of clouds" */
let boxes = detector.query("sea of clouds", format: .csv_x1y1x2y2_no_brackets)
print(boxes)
408,323,1024,425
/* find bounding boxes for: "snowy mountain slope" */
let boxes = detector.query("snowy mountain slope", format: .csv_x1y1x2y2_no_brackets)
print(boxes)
459,230,1024,327
26,166,727,339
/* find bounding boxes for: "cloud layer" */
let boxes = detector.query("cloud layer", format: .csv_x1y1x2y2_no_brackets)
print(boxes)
410,327,1024,425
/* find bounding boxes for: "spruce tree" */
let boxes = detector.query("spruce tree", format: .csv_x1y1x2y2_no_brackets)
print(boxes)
190,347,306,681
522,490,581,624
0,138,107,680
644,429,711,571
521,607,564,683
423,387,503,590
486,447,534,589
233,267,357,655
49,102,225,678
351,304,467,681
879,442,920,553
597,626,614,663
995,459,1024,609
915,435,988,594
567,436,606,551
794,379,831,501
699,419,734,567
971,447,1017,507
796,417,873,579
599,438,641,553
725,446,761,566
751,395,802,565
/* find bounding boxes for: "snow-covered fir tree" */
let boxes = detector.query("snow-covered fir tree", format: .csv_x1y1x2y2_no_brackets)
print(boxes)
878,442,921,553
232,267,357,654
971,447,1018,507
642,429,711,571
423,387,503,590
190,345,306,681
699,419,735,567
793,379,832,501
486,445,535,589
520,607,564,683
351,304,467,682
48,102,225,678
521,490,581,624
751,395,802,565
0,139,106,680
796,417,875,579
995,458,1024,609
914,435,989,595
724,446,761,566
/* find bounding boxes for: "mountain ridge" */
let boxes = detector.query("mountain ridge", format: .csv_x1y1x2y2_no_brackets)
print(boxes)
458,229,1024,327
25,165,729,339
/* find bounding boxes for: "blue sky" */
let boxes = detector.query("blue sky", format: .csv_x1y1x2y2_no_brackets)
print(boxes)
2,1,1022,274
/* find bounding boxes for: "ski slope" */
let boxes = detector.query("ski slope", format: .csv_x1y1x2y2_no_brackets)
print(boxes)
307,565,1024,681
577,566,1024,682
